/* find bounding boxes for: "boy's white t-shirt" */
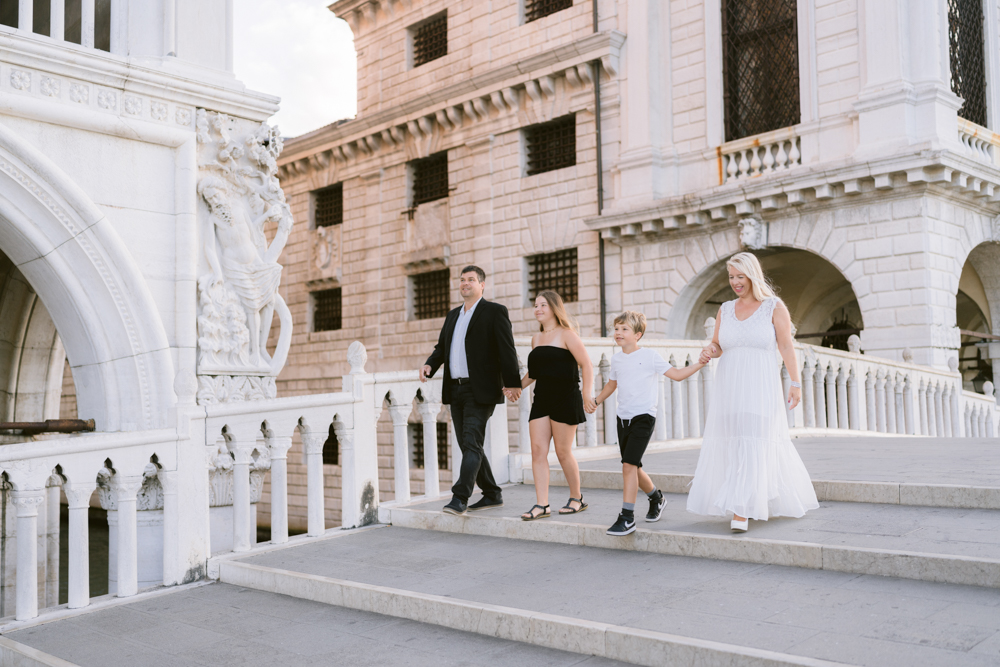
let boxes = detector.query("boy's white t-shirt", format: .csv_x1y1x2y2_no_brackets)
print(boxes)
609,347,672,420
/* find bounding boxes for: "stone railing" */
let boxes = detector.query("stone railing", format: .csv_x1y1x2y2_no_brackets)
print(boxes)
957,118,1000,168
4,0,124,53
720,127,802,183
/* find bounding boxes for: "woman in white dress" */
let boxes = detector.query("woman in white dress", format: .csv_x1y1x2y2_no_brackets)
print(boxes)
687,252,819,532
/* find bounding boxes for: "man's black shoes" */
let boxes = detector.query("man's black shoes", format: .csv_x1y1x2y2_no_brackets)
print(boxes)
442,498,468,515
606,512,636,536
468,496,503,511
646,490,666,522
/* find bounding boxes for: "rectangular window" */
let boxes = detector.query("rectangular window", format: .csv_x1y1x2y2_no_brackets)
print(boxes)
412,269,451,320
527,248,578,303
313,184,343,228
525,0,573,23
722,0,800,141
411,152,449,206
409,422,449,470
312,288,342,332
412,12,448,67
525,115,576,176
948,0,988,127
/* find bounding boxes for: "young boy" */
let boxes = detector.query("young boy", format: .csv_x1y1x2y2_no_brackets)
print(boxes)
594,311,706,536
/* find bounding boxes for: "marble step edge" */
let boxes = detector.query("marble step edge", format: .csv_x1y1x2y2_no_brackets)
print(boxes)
385,507,1000,589
219,560,849,667
523,469,1000,510
0,636,78,667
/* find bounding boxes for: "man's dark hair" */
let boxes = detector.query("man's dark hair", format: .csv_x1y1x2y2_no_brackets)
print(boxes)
461,265,486,283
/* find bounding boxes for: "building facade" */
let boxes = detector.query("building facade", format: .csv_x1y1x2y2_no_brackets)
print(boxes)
270,0,1000,526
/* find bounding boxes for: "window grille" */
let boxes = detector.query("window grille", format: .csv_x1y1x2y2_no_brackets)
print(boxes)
948,0,988,127
413,12,447,67
409,422,449,470
527,248,578,303
313,288,342,332
525,115,577,176
411,152,449,206
314,184,343,228
323,425,339,466
412,270,451,320
525,0,573,23
722,0,800,142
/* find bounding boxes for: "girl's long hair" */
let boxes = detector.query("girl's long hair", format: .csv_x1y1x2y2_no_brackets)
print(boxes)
536,290,578,333
727,252,777,302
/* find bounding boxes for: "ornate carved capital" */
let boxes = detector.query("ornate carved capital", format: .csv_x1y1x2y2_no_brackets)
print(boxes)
266,436,294,459
301,431,327,456
64,483,97,509
112,476,144,503
11,489,45,515
387,403,411,426
416,401,442,421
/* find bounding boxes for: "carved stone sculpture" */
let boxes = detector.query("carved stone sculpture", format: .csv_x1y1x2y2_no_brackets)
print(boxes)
310,224,341,282
196,109,294,403
738,216,767,250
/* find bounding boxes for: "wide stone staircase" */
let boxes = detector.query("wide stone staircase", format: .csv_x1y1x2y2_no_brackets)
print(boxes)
6,436,1000,666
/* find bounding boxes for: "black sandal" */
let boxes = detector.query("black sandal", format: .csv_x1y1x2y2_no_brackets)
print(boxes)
521,504,550,521
559,496,588,514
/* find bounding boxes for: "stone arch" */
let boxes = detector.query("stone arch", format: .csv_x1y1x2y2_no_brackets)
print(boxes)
668,247,863,348
0,122,174,430
956,242,1000,390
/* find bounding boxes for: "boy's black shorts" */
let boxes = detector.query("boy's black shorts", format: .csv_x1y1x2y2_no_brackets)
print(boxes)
617,414,655,467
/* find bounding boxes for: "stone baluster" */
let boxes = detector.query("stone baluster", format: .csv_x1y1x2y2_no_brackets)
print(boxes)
884,372,897,434
663,372,675,439
417,400,443,496
670,355,683,438
655,376,669,441
836,366,849,430
388,401,412,503
974,406,984,437
847,368,860,430
941,385,952,437
44,477,61,607
64,481,96,609
701,356,713,426
985,382,996,437
111,475,143,598
902,376,915,435
159,470,179,586
264,435,293,543
12,488,45,620
894,374,906,434
825,364,838,429
933,383,945,437
814,363,828,428
965,405,973,438
50,0,64,41
874,369,887,433
865,370,877,431
81,0,95,48
917,379,928,435
599,355,616,445
227,433,255,552
301,429,327,537
801,358,815,427
926,382,938,436
951,384,961,437
584,399,598,447
685,357,701,438
979,406,989,437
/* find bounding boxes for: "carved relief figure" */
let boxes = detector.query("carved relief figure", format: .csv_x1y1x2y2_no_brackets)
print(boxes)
738,216,767,250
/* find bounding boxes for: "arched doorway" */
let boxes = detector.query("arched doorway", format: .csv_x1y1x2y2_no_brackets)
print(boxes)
670,248,862,349
0,123,175,430
958,244,1000,391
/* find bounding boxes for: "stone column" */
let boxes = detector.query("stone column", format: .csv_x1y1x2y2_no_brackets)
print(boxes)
417,401,442,497
44,478,60,608
836,367,849,430
301,430,326,536
50,0,64,42
685,368,700,439
801,358,816,428
12,489,44,620
112,476,142,597
814,363,827,429
825,365,838,429
265,436,293,543
847,368,861,430
918,380,929,435
64,481,95,609
159,470,179,585
884,373,897,434
230,443,254,552
388,402,412,503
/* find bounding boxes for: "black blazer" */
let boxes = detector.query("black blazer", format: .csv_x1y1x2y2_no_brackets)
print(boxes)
424,299,521,405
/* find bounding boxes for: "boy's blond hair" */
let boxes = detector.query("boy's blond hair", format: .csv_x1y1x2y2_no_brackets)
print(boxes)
613,310,647,339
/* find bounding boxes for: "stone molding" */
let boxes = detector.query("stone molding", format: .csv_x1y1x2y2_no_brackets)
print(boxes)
276,31,624,177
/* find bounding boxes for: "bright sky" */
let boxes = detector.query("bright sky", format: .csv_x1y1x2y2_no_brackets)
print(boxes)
233,0,358,138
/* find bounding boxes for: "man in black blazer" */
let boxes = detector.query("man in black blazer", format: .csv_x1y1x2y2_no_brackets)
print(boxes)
420,265,521,514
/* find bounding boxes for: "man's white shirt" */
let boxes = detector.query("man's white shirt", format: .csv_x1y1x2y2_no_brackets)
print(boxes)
449,298,482,379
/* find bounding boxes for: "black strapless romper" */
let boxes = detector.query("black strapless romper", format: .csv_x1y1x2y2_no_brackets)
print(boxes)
527,346,586,426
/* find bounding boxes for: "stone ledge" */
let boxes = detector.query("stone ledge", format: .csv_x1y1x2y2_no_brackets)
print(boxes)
0,636,78,667
219,560,846,667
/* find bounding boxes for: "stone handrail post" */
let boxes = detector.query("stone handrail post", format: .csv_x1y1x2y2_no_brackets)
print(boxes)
387,401,412,503
12,488,45,620
417,400,443,496
263,435,293,544
300,429,327,537
111,475,143,597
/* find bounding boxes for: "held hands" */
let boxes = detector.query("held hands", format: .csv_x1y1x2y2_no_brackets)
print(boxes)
698,344,717,365
787,385,801,410
584,396,597,414
419,365,433,382
504,387,522,402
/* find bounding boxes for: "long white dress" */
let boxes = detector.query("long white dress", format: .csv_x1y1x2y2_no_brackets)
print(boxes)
686,297,819,520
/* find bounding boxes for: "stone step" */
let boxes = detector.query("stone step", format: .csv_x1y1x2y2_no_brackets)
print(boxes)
386,485,1000,589
525,468,1000,510
223,525,1000,667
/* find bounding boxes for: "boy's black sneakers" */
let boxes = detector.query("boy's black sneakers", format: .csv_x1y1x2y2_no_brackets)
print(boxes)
606,512,636,536
646,490,666,522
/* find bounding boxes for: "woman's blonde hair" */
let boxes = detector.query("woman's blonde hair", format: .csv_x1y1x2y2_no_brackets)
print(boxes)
535,290,578,332
727,252,777,302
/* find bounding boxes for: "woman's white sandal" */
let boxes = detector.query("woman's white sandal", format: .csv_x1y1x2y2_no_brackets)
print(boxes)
731,518,748,532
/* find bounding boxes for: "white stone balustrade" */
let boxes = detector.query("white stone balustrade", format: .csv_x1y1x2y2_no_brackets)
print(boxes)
958,118,1000,168
11,0,124,54
720,129,802,183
